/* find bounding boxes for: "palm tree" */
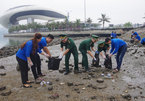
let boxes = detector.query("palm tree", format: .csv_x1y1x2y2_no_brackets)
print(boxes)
98,14,110,29
87,18,92,27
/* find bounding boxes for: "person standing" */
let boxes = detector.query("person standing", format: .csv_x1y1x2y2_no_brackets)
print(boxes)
79,35,99,72
30,34,54,77
105,38,127,72
59,34,79,75
110,31,117,39
16,33,42,88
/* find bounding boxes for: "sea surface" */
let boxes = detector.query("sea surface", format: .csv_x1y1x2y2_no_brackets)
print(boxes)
0,28,30,49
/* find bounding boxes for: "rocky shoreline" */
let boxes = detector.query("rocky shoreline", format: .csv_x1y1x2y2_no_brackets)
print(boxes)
0,37,86,59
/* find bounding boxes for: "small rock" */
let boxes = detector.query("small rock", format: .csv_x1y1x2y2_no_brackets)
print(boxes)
0,66,5,69
90,96,97,100
48,87,53,91
87,84,93,87
65,94,70,98
121,94,131,100
0,73,6,76
97,84,107,89
67,82,73,86
59,70,65,73
55,78,59,82
1,91,11,96
0,86,6,91
97,78,104,83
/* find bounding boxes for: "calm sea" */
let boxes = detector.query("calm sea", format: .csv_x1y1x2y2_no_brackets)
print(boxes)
0,29,30,49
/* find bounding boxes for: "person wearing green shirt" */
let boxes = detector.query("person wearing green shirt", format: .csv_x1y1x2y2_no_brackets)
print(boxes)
79,35,99,72
97,41,110,59
59,34,79,75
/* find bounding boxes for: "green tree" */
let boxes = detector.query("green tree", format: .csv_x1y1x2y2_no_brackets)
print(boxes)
123,22,133,28
87,18,92,27
98,14,110,29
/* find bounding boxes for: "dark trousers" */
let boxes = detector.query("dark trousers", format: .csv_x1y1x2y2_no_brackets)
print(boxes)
80,50,89,70
65,50,79,72
30,53,42,75
116,44,127,70
16,56,28,84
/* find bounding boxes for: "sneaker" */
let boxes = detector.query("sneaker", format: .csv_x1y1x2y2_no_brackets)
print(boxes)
64,71,69,75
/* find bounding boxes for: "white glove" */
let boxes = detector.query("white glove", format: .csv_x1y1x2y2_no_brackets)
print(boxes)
28,61,33,67
58,52,63,59
44,54,50,58
93,57,97,61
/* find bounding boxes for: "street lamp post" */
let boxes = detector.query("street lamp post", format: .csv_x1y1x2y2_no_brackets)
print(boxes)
84,0,86,27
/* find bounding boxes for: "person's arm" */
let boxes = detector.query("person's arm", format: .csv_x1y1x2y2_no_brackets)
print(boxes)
43,47,51,57
87,50,95,59
91,47,95,52
63,49,70,56
27,57,33,66
100,51,106,59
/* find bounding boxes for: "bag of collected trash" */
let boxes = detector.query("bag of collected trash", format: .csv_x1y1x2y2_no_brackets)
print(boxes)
48,57,61,70
104,54,112,69
130,39,134,43
92,51,100,67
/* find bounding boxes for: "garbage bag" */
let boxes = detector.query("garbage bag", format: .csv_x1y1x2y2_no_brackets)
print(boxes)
48,57,61,70
104,54,112,69
92,52,100,67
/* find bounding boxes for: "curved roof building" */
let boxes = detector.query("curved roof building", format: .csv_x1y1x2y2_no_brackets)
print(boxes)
0,5,66,28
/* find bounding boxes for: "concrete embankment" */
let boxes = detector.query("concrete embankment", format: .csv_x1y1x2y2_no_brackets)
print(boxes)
4,30,123,37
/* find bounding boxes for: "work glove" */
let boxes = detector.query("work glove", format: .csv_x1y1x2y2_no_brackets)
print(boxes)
93,57,97,61
58,52,63,59
102,55,106,59
44,54,50,58
28,61,33,67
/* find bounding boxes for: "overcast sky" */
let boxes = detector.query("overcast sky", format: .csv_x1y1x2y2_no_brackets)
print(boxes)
0,0,145,26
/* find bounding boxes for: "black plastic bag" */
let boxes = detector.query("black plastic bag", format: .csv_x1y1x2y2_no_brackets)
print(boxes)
104,55,112,69
92,52,100,67
48,57,61,70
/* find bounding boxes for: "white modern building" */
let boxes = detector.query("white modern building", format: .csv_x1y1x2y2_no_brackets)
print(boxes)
0,5,66,28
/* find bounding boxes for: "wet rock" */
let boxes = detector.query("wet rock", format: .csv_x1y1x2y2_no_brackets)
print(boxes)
140,91,142,94
121,94,131,100
96,78,104,83
108,96,116,101
0,73,6,76
92,86,97,89
48,86,53,91
1,91,11,96
55,78,59,82
67,82,73,86
0,86,6,91
0,66,5,69
97,84,107,89
48,81,53,85
87,84,93,88
59,69,65,73
65,94,70,98
90,96,97,100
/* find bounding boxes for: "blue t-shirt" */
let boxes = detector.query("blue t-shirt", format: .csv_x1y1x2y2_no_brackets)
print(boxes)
38,37,47,53
141,38,145,44
16,40,33,61
132,32,138,36
110,39,126,55
135,35,141,41
111,33,117,38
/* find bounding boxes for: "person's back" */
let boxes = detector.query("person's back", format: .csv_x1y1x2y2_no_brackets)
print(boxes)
16,40,33,61
141,38,145,45
79,39,93,51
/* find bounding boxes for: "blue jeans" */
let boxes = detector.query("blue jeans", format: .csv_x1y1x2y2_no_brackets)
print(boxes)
116,44,127,70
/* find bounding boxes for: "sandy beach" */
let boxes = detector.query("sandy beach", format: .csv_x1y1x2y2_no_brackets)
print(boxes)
0,35,145,101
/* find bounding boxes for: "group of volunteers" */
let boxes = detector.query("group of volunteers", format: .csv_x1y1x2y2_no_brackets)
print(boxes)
131,31,145,45
16,32,128,88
